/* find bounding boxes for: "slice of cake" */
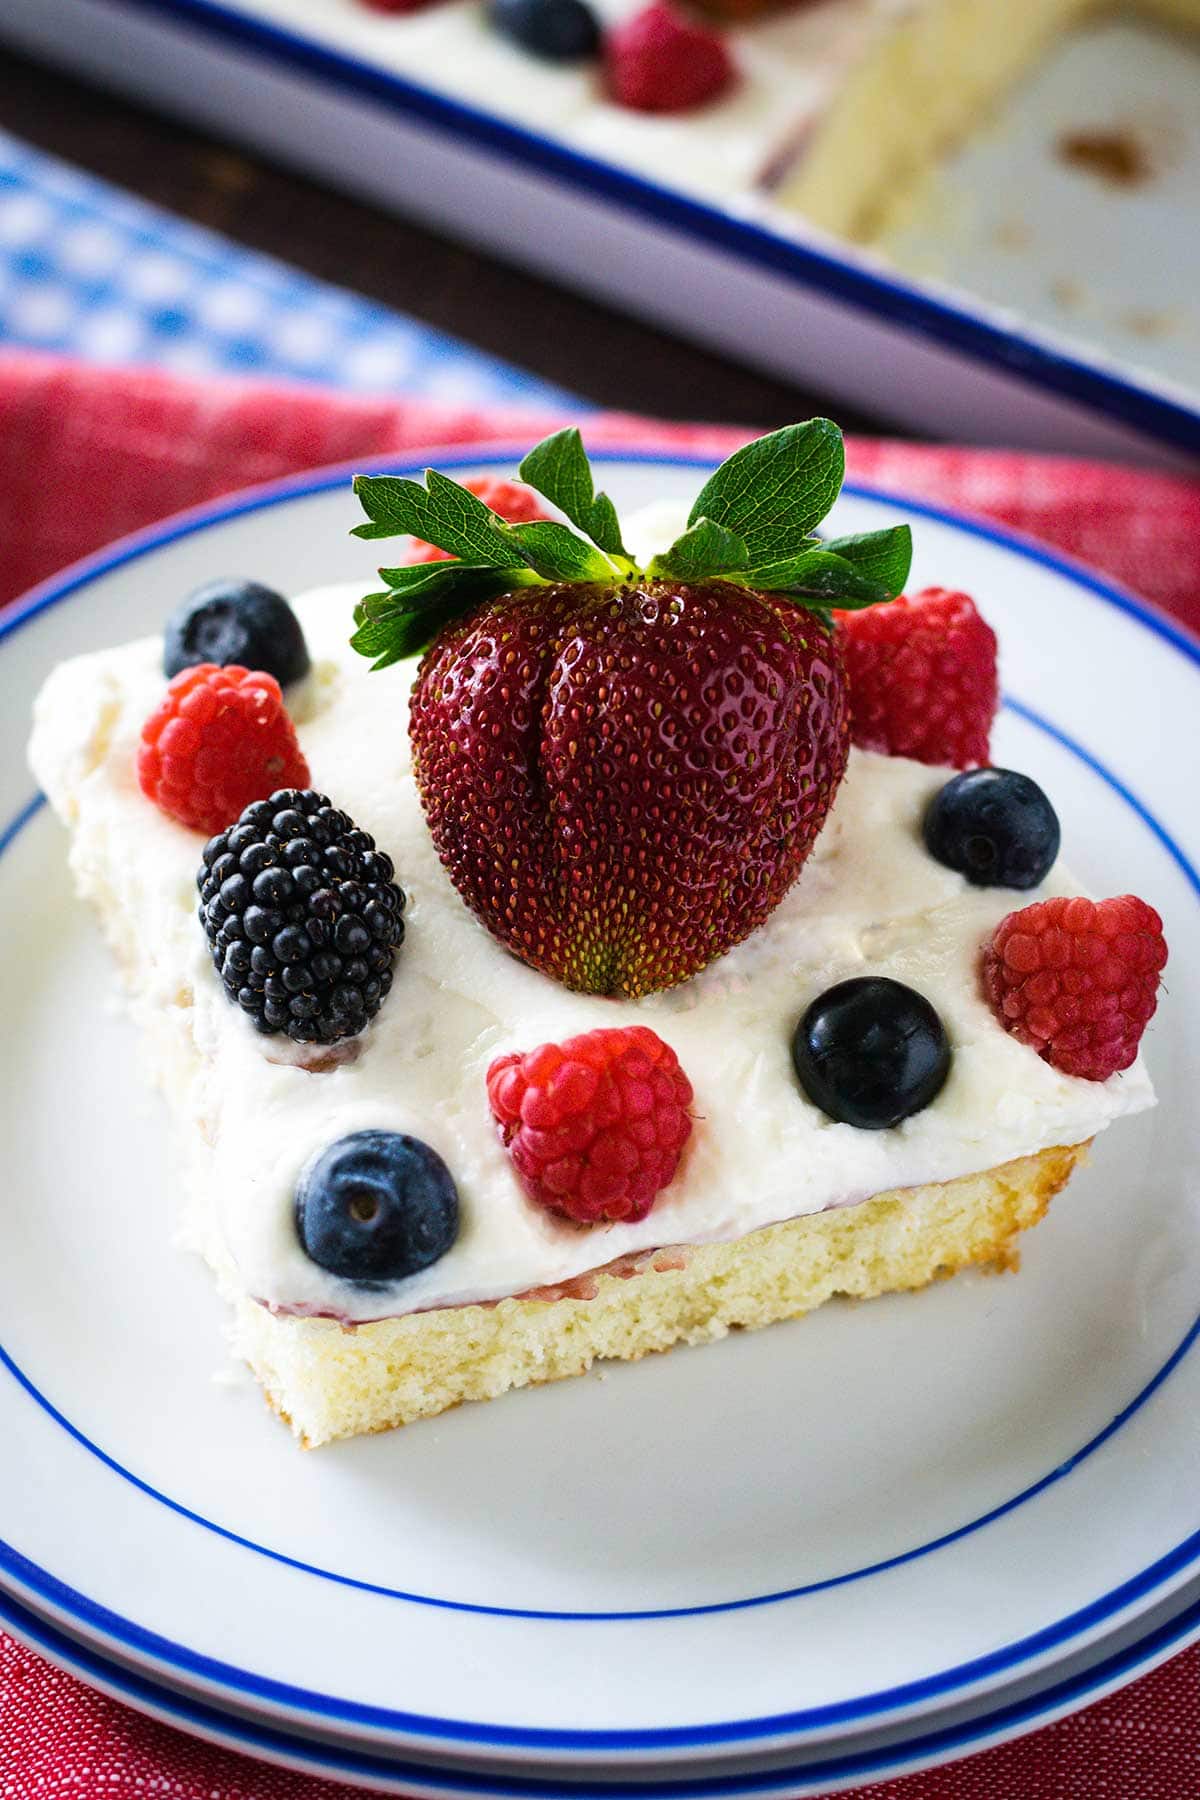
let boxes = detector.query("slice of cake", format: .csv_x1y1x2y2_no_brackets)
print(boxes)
28,423,1165,1446
766,0,1200,239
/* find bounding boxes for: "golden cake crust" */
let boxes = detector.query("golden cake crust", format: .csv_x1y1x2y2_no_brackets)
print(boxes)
234,1142,1089,1448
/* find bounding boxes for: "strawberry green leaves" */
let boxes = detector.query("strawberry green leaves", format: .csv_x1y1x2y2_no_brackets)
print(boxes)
646,517,748,582
350,455,621,661
504,520,616,582
349,420,912,668
518,428,631,563
641,423,909,604
741,526,913,611
352,471,518,566
685,419,845,565
819,527,913,599
350,564,540,669
649,517,911,613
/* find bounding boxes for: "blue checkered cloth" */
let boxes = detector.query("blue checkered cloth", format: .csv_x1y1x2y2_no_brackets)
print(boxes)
0,127,577,407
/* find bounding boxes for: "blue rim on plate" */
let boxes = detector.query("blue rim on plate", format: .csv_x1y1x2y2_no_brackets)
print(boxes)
2,450,1198,1755
82,0,1200,458
4,1576,1200,1793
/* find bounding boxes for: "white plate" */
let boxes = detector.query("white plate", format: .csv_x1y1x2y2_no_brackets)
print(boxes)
4,1573,1200,1794
2,446,1198,1784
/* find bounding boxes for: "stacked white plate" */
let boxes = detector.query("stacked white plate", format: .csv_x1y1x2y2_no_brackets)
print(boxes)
2,446,1198,1794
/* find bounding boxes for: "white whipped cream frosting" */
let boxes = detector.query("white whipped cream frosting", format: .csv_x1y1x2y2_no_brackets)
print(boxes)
30,517,1154,1323
233,0,906,204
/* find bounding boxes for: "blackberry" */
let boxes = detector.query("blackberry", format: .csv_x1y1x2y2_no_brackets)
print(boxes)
198,788,405,1044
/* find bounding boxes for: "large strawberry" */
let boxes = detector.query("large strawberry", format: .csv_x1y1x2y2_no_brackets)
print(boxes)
349,422,911,997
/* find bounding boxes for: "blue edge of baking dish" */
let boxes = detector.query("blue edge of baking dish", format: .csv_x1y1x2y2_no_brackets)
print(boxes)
81,0,1200,459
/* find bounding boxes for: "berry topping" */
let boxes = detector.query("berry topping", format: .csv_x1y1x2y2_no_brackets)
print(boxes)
490,0,601,59
792,977,952,1129
296,1130,459,1284
983,894,1167,1082
163,578,311,687
487,1026,693,1224
350,422,910,995
198,788,406,1044
414,579,847,996
923,767,1060,890
138,664,310,836
402,478,549,564
606,1,735,113
836,586,998,769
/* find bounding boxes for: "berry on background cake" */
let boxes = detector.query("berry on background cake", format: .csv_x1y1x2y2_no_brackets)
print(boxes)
342,0,1200,237
29,420,1166,1446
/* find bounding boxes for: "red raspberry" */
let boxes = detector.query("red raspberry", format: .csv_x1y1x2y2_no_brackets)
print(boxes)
836,587,998,769
983,894,1167,1082
137,664,310,836
403,477,549,564
606,2,736,113
487,1026,694,1224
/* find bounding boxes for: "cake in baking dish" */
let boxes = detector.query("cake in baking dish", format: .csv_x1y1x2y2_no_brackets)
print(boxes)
28,421,1166,1445
326,0,1200,238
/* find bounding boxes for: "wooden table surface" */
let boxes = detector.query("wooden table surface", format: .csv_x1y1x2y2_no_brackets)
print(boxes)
0,46,896,435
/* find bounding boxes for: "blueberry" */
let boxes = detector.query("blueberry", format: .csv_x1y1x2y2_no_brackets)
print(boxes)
791,977,951,1130
923,768,1060,890
295,1131,459,1284
489,0,600,60
163,578,310,685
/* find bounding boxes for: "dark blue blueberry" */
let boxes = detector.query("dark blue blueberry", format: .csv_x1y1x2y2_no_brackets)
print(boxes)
489,0,600,60
791,977,951,1130
163,578,310,685
923,767,1060,890
296,1131,459,1284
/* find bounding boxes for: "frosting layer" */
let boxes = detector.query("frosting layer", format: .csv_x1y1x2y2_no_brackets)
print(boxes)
30,555,1154,1323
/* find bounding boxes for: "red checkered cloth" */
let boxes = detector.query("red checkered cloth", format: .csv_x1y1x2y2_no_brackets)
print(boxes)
3,350,1198,1799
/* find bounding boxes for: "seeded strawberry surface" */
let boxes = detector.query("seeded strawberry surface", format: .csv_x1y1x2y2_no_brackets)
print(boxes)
410,578,849,997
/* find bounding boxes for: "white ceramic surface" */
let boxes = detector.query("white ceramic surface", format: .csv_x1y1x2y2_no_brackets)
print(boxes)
1,449,1198,1782
4,1572,1200,1793
883,14,1200,397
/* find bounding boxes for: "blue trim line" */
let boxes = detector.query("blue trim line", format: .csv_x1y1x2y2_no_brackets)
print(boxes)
0,1106,1195,1627
0,794,44,857
2,449,1197,1751
74,0,1200,457
3,1579,1200,1794
1005,699,1200,899
5,450,1200,668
